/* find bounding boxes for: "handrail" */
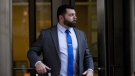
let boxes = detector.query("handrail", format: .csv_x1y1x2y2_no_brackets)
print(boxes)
13,68,33,70
13,66,99,71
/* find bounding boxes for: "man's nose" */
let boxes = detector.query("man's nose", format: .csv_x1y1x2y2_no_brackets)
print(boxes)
74,15,77,19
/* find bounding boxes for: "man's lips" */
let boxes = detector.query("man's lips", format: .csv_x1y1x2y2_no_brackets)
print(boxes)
72,20,76,23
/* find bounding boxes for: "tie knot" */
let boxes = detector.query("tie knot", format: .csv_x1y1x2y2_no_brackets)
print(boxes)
65,29,70,34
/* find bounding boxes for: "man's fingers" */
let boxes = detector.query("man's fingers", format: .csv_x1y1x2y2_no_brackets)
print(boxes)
45,65,51,70
82,71,87,75
36,62,51,74
37,67,48,74
82,70,93,76
39,66,50,74
43,67,47,73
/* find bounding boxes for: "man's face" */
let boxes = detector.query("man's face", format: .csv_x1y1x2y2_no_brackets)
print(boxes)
63,9,77,27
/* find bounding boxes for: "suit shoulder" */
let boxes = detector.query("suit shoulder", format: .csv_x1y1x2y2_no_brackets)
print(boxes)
74,28,85,34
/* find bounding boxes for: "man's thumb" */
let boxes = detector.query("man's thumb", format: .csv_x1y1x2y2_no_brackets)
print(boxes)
82,71,87,75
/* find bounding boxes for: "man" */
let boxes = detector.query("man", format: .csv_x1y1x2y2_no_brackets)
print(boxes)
27,5,94,76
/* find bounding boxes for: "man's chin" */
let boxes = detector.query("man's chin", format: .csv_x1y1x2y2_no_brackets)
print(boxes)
67,24,76,27
73,23,76,27
73,21,76,23
72,24,76,27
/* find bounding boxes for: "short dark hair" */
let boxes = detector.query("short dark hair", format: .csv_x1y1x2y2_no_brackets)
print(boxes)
57,5,75,21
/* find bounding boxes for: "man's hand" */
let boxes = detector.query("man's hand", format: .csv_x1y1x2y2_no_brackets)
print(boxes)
82,70,93,76
35,62,51,74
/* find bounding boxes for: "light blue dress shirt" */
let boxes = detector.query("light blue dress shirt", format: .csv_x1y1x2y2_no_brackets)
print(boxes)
57,23,78,76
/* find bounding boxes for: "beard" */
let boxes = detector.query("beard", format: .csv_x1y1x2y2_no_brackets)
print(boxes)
63,18,76,27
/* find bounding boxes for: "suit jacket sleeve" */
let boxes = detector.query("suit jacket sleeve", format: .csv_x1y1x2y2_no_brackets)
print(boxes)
27,30,44,68
83,32,94,71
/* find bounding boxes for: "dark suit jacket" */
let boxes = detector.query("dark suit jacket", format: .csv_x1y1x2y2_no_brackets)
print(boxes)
27,25,94,76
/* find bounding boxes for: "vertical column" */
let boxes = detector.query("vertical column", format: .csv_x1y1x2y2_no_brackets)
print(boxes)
0,0,12,76
97,0,107,76
51,0,62,25
62,0,75,6
113,0,124,76
29,0,36,47
69,0,75,6
131,0,135,73
123,0,132,75
62,0,69,5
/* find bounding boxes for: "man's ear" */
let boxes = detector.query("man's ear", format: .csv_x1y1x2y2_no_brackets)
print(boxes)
59,15,63,20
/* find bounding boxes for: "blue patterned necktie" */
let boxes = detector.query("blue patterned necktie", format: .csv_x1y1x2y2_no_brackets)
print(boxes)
65,29,74,76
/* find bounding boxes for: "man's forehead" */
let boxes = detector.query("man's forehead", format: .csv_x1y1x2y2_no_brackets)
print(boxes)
66,9,76,13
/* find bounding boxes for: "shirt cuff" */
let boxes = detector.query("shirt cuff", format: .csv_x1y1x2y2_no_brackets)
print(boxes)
35,61,41,67
87,69,94,73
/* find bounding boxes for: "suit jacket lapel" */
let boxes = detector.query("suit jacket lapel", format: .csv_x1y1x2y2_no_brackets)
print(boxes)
74,28,82,75
50,25,60,59
74,28,81,56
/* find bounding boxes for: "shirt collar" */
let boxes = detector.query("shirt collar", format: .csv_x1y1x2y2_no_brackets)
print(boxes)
57,23,74,33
